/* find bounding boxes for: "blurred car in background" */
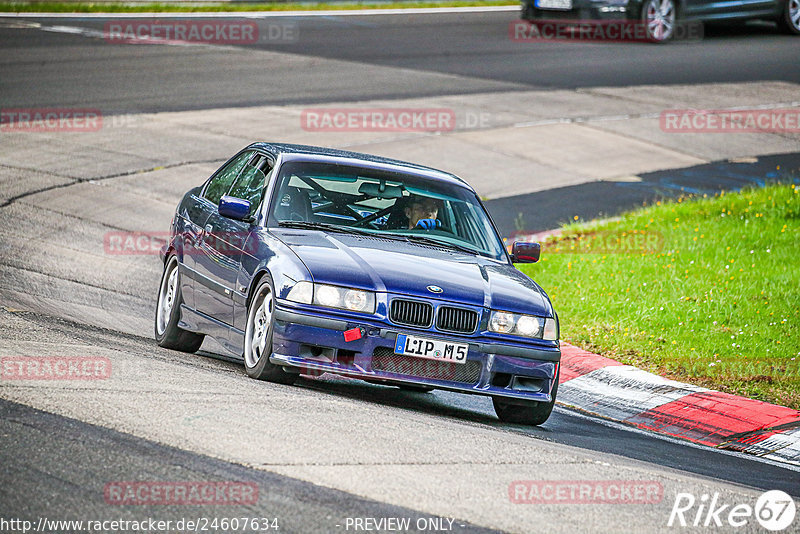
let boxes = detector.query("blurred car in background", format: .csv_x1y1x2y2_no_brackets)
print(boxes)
520,0,800,41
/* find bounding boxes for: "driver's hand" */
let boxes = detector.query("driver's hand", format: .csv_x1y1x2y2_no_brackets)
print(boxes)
415,218,440,230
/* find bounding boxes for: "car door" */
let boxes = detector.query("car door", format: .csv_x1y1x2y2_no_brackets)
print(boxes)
189,150,252,321
682,0,747,18
227,154,274,336
194,152,272,327
176,187,211,311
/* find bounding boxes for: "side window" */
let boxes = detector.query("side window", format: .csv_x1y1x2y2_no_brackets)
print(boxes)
203,151,251,205
228,154,273,217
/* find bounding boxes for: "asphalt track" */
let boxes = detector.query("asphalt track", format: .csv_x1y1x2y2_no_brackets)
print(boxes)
1,11,800,112
1,9,799,534
487,152,800,236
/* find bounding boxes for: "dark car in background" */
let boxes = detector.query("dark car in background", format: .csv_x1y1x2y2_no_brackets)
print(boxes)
155,143,561,425
521,0,800,41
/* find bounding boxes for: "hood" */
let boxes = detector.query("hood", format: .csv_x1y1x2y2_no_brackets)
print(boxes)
272,230,553,317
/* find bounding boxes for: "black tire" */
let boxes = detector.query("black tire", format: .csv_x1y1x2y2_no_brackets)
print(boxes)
641,0,678,42
155,255,204,352
521,3,535,20
492,368,559,426
777,0,800,34
243,276,297,384
398,384,435,393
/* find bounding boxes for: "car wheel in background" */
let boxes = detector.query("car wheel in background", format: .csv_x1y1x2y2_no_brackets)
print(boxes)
492,369,559,426
244,276,298,384
777,0,800,34
155,255,205,352
642,0,678,42
521,2,535,20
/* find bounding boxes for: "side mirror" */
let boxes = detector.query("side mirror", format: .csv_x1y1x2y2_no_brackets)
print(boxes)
511,241,540,263
218,196,252,222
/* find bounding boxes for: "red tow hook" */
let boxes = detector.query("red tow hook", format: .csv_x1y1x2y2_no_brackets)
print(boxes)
343,327,364,342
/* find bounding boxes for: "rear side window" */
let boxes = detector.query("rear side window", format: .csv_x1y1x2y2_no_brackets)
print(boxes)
203,151,251,205
228,154,273,217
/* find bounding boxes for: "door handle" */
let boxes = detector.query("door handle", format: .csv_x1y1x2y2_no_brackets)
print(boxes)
199,224,213,245
187,223,202,244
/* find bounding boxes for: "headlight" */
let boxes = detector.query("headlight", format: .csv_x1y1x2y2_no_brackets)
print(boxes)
286,281,313,304
515,315,541,337
315,284,342,308
343,289,371,312
489,311,515,333
287,281,375,313
489,310,553,339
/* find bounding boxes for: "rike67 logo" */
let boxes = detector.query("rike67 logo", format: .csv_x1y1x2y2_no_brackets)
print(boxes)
668,490,796,531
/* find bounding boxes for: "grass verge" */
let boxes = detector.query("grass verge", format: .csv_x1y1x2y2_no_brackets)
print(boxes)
0,1,515,13
518,180,800,409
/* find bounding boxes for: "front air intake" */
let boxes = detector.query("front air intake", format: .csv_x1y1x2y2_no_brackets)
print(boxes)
389,299,433,328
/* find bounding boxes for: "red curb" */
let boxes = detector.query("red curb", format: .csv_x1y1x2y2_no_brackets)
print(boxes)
559,342,623,383
626,391,800,447
558,342,800,461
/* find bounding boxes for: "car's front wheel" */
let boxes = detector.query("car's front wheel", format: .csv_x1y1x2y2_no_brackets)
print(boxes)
777,0,800,34
155,255,204,352
492,370,559,426
641,0,678,42
244,276,297,384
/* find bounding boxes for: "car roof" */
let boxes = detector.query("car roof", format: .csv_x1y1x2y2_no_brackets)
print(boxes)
248,142,474,191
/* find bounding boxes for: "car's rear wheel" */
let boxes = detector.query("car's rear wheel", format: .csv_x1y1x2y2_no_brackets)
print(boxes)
642,0,678,42
155,255,204,352
777,0,800,34
492,369,559,426
244,276,297,384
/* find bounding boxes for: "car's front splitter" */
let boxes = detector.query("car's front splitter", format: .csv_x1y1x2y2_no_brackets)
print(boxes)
271,305,559,403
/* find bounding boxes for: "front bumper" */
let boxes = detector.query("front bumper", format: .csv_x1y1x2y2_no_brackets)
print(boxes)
270,304,560,403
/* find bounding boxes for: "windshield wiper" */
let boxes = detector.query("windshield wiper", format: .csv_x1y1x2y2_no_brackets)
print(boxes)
277,221,482,255
402,234,480,255
277,220,398,239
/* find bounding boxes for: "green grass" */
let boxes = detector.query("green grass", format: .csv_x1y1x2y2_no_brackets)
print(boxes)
0,1,514,13
518,180,800,409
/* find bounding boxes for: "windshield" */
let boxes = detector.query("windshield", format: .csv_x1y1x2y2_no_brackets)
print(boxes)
268,161,507,260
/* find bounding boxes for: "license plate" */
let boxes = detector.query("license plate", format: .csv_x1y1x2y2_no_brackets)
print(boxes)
535,0,572,9
394,334,468,364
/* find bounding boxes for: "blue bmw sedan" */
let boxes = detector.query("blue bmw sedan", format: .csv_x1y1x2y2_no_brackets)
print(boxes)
156,143,560,425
